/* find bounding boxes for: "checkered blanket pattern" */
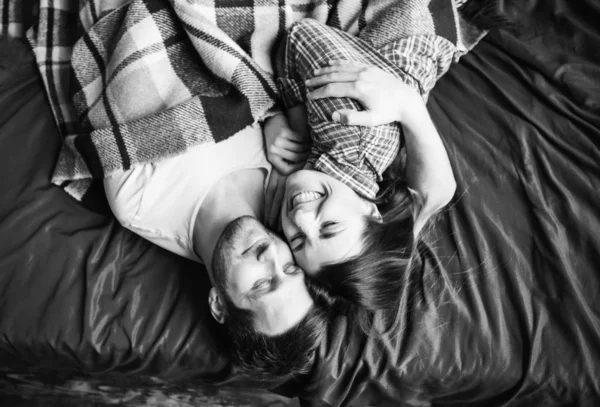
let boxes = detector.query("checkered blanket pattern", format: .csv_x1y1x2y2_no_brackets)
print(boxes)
0,0,31,37
0,0,481,201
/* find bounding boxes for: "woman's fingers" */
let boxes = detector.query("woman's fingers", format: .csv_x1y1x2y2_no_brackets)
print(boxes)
270,155,305,175
332,109,375,127
269,144,310,163
314,59,366,73
274,136,310,153
307,82,361,100
279,129,311,146
306,72,359,88
269,155,293,175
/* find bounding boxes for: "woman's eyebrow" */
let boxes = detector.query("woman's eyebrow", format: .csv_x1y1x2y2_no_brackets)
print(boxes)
320,226,345,239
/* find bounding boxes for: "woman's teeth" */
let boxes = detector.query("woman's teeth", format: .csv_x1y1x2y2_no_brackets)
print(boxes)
292,191,323,209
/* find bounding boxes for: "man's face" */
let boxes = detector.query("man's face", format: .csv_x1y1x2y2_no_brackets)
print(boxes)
212,216,314,336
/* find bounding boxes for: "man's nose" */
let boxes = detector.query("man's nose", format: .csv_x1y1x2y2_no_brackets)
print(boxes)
293,208,318,235
260,242,288,280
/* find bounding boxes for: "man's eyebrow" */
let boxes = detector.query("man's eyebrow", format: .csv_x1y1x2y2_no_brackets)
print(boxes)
243,240,270,259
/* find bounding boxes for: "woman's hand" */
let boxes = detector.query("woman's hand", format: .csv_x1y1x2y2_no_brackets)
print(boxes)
305,60,422,127
263,113,311,175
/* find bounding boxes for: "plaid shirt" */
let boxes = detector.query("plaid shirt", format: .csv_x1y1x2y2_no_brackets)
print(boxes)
277,18,456,199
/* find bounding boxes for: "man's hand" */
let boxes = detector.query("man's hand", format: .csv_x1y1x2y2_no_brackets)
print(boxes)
305,60,422,127
264,168,288,231
263,113,311,175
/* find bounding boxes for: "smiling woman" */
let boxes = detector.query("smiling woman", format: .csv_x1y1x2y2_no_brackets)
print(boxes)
264,18,458,333
282,169,381,274
280,148,426,333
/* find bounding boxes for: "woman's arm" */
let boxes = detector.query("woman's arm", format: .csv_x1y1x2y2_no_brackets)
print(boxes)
306,60,456,232
401,98,457,234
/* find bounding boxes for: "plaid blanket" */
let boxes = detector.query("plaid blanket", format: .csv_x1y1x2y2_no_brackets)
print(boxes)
1,0,484,202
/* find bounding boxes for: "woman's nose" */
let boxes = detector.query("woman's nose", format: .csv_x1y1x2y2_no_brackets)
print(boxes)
293,209,318,234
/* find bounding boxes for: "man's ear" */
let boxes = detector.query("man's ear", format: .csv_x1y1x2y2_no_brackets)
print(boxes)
209,287,226,324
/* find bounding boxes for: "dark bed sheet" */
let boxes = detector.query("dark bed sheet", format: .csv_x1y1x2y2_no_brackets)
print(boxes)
0,39,229,377
298,0,600,406
0,36,295,406
0,0,599,406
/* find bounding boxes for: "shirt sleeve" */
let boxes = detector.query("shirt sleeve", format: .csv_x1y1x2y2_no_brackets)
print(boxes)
104,167,148,228
379,35,457,100
306,117,401,199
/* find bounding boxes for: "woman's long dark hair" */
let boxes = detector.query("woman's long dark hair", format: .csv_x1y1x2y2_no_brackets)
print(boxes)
310,145,425,334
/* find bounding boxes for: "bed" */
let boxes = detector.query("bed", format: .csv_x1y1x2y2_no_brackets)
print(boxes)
0,0,599,406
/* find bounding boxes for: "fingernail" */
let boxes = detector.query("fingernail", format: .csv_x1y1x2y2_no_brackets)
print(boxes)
332,112,340,122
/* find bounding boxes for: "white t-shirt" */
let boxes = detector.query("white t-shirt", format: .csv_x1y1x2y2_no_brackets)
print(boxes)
104,124,271,263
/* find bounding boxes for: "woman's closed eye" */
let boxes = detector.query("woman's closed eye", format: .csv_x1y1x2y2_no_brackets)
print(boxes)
320,221,340,238
290,221,341,251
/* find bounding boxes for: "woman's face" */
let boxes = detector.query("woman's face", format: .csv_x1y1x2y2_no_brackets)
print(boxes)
281,169,378,275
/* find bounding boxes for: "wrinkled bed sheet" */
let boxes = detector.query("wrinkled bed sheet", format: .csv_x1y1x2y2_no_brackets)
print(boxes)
297,0,600,405
1,0,599,406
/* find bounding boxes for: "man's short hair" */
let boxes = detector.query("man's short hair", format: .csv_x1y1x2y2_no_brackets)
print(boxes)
221,293,328,381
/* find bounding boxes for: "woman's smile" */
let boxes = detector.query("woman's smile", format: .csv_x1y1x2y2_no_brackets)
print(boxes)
291,191,323,210
281,169,379,274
